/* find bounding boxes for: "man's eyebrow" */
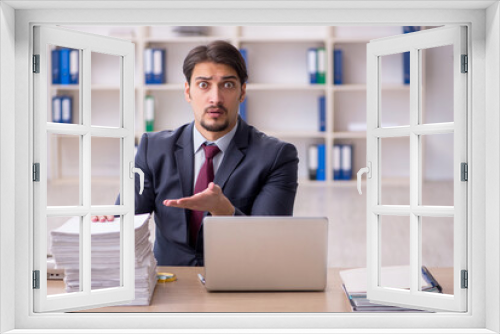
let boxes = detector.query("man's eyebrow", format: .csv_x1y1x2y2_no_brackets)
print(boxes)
194,76,213,81
221,75,238,81
194,75,238,81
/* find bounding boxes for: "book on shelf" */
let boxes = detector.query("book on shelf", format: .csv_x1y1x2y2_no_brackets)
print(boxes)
144,48,166,84
307,48,318,84
318,95,326,132
340,265,442,312
333,145,341,180
52,95,73,123
333,49,343,85
50,213,157,306
239,48,248,78
144,95,155,132
332,144,353,180
52,48,79,85
307,145,318,180
316,47,326,84
402,26,421,85
316,143,326,181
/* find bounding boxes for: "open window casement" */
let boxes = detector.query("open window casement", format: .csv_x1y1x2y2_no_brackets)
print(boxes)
359,25,467,312
33,26,137,312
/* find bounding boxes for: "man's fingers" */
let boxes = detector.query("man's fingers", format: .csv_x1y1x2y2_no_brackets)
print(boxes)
91,215,114,222
106,215,115,222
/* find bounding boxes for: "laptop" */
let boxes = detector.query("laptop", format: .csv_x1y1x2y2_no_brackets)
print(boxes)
202,216,329,292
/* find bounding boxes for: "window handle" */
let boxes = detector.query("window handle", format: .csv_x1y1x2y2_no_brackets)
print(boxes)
357,162,371,195
130,162,144,195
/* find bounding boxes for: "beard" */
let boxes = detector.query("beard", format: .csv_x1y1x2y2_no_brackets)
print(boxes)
200,118,230,132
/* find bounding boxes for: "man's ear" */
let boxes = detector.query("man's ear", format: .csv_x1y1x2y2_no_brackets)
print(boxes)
184,82,191,102
239,82,247,102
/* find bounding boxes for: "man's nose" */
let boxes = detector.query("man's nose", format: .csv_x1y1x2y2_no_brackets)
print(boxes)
209,86,224,105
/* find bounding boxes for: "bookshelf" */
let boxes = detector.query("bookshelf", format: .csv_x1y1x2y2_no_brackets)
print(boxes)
49,25,435,187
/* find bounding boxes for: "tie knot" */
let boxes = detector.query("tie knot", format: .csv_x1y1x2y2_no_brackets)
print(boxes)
203,143,220,159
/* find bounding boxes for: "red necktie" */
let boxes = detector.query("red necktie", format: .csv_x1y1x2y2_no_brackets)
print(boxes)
190,143,221,246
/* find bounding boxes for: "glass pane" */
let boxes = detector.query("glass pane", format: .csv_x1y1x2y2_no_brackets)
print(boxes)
379,215,410,289
421,216,454,295
47,133,80,206
91,215,122,291
421,133,454,206
91,137,121,206
49,45,80,124
48,216,81,295
380,53,410,127
380,137,410,205
91,52,121,127
421,45,454,124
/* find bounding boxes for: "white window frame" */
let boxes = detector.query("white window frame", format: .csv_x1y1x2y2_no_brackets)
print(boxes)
365,26,468,312
1,2,498,333
32,25,137,312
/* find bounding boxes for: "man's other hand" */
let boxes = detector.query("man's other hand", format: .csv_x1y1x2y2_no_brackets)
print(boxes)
163,182,235,216
91,215,115,222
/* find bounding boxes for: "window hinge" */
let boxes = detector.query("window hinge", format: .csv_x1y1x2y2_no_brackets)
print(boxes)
33,54,40,73
461,162,468,181
33,270,40,289
461,270,468,289
33,163,40,182
461,54,468,73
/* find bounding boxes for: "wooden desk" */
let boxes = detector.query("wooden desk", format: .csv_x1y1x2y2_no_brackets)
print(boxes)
47,267,453,313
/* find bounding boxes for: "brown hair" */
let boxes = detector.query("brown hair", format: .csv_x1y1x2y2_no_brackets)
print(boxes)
183,40,248,86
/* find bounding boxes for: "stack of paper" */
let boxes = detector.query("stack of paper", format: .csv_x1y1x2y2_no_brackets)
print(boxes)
339,266,441,312
50,214,157,306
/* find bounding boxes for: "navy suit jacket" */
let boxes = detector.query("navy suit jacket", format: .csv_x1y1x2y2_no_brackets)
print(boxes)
134,118,299,266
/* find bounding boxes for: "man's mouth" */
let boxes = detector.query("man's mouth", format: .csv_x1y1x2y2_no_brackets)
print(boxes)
206,107,226,117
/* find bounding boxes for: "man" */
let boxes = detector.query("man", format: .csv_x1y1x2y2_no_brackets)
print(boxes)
95,40,299,266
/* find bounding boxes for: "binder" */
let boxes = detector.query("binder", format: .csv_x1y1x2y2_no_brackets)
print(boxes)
402,27,420,85
307,145,318,180
239,98,247,122
317,47,326,84
317,144,326,181
59,48,71,85
333,49,343,85
318,95,326,132
52,96,62,123
307,48,318,84
144,48,153,84
340,144,353,180
144,95,155,132
51,49,61,84
239,48,248,75
333,144,341,180
61,96,73,124
69,49,79,84
152,49,166,84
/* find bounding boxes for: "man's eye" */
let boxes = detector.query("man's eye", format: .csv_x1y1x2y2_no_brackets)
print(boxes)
198,82,208,89
224,82,235,89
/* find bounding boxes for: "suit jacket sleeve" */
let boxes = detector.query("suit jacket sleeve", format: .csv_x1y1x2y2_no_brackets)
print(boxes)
233,142,298,216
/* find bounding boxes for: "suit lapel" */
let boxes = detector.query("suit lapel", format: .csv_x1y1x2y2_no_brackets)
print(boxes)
174,122,195,198
214,119,249,190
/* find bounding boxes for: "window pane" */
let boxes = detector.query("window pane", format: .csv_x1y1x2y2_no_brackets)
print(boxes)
380,53,410,127
48,216,81,295
91,52,121,127
91,215,122,291
380,137,410,205
91,137,121,206
421,216,454,295
421,133,454,206
47,133,80,206
379,215,410,289
420,45,454,124
48,45,80,124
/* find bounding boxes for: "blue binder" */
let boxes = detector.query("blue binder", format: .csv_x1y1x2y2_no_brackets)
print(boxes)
307,48,318,84
334,49,343,85
59,49,71,85
52,96,62,123
144,48,154,84
152,49,166,84
318,96,326,132
239,48,248,77
402,27,421,84
60,96,73,124
69,49,79,84
317,144,326,181
52,49,61,84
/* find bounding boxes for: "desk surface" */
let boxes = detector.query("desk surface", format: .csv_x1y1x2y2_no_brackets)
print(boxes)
47,267,453,313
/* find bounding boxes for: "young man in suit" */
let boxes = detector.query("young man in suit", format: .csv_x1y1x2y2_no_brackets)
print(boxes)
94,40,299,266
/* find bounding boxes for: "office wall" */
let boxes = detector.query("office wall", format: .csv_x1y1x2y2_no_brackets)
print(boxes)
0,2,16,333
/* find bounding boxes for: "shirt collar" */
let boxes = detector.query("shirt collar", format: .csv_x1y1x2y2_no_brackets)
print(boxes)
193,120,239,154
